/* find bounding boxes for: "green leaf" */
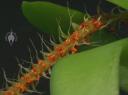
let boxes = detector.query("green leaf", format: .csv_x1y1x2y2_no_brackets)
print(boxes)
107,0,128,9
22,1,84,36
51,38,128,95
119,43,128,92
120,66,128,91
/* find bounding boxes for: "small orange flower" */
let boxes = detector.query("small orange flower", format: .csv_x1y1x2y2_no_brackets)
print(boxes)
38,60,48,68
42,62,48,68
37,60,49,74
31,66,38,75
55,45,66,57
70,47,78,54
92,19,103,29
47,54,57,63
21,74,34,84
15,83,27,93
80,22,88,29
70,31,80,43
64,38,71,45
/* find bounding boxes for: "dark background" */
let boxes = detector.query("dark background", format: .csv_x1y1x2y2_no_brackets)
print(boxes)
0,0,127,95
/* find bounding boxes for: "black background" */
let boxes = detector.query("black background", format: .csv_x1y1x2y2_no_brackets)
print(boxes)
0,0,127,95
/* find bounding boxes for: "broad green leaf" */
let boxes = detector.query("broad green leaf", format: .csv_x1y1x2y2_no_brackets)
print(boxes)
51,38,128,95
22,1,84,36
107,0,128,9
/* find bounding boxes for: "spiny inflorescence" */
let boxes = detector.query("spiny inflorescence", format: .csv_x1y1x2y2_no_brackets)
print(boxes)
0,16,106,95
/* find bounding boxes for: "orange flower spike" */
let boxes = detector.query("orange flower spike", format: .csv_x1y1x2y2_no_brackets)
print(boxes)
47,54,57,63
70,47,78,54
4,90,14,95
